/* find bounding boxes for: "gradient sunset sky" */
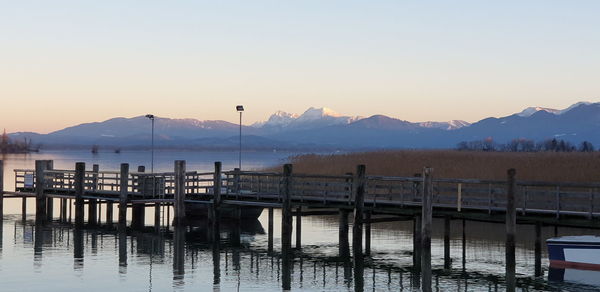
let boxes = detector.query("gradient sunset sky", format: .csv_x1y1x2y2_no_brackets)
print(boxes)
1,1,599,133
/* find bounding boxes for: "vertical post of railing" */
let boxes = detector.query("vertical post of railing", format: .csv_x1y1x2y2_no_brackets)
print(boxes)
281,163,293,290
555,186,560,219
421,167,433,292
212,162,222,242
131,165,145,229
88,164,99,225
233,168,240,199
353,164,366,292
45,160,54,221
74,162,86,228
506,168,517,292
174,160,186,226
35,160,47,222
118,163,129,226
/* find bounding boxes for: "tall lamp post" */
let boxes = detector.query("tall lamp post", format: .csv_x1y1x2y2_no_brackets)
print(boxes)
145,114,155,173
236,105,244,169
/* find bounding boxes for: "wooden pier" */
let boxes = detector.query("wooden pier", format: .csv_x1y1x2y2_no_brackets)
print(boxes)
1,159,600,290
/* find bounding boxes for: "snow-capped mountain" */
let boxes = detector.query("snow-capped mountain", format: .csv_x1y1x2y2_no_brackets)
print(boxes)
418,120,471,130
515,102,593,117
256,107,361,132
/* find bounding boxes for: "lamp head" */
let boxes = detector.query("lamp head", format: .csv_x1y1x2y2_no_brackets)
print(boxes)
145,114,155,120
236,105,244,112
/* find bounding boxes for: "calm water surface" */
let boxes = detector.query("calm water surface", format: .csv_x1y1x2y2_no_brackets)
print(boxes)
1,151,600,291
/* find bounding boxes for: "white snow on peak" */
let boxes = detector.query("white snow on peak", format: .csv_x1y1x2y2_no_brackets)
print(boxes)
297,107,342,120
418,120,471,130
517,107,560,117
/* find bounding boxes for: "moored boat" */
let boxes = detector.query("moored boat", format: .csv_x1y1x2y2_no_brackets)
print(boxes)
547,236,600,270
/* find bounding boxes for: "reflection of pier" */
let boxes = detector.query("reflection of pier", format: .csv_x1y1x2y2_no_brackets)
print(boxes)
6,218,562,291
2,159,600,290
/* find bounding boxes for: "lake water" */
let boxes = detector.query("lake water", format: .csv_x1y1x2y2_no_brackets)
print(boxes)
1,150,600,291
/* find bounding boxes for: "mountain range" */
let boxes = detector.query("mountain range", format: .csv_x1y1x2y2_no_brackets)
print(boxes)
7,101,600,150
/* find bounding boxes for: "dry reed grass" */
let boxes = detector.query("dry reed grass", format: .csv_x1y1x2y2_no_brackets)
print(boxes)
272,150,600,183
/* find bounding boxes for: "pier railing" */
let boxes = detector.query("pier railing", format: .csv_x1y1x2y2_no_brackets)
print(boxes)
11,166,600,218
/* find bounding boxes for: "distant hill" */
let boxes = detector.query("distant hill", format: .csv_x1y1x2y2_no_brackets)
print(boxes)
7,101,600,150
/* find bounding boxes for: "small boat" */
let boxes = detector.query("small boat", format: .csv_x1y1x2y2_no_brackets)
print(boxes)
547,236,600,270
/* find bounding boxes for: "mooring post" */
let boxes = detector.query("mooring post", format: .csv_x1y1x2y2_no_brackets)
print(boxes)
353,164,366,291
212,162,222,242
106,201,113,224
74,162,86,227
0,160,3,220
45,160,54,221
118,163,129,226
281,163,293,290
506,168,517,292
174,160,186,226
131,165,145,229
60,197,67,222
534,222,542,277
444,215,451,269
22,195,27,220
35,160,48,222
295,206,302,249
339,209,350,257
462,219,466,271
268,207,274,253
88,164,99,225
421,167,433,292
413,214,422,271
365,210,371,256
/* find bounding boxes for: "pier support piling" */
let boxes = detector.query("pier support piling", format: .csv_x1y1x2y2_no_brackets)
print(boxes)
88,164,99,225
444,215,451,269
421,167,433,292
413,215,422,271
174,160,186,226
506,168,517,292
211,162,222,242
353,165,366,292
281,164,293,290
0,160,3,220
295,206,302,249
131,166,145,229
35,160,48,222
365,211,371,256
118,163,129,226
45,160,54,221
535,222,542,277
74,162,86,227
268,207,274,253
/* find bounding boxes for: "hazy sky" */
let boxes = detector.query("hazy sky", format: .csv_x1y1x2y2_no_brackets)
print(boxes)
1,1,599,133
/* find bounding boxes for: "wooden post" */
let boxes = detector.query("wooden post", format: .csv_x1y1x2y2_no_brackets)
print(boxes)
88,164,99,225
281,164,293,290
534,222,542,277
131,165,145,229
339,208,351,281
421,167,433,292
74,162,86,227
353,164,366,292
268,207,274,253
0,160,3,220
295,206,302,249
118,163,129,226
45,160,54,221
212,162,222,242
462,219,466,271
35,160,47,222
365,211,371,256
444,215,451,269
60,198,67,222
413,215,422,271
106,201,113,224
174,160,186,226
22,195,27,220
506,168,517,292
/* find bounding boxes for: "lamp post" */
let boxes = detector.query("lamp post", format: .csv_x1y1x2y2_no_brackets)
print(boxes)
236,105,244,169
145,114,155,173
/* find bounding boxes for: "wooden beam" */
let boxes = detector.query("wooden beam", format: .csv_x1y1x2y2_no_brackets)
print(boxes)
74,162,86,227
506,168,517,292
173,160,186,225
118,163,129,226
421,167,433,292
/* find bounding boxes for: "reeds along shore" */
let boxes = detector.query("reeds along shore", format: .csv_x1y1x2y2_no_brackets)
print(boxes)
278,150,600,183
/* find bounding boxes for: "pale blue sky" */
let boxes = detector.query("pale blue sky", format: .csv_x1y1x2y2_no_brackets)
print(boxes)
1,1,599,133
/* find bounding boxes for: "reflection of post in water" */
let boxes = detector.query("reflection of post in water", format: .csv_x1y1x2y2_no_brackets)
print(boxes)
34,222,44,266
212,240,220,285
118,225,127,273
73,227,84,271
505,169,517,292
268,207,274,253
173,226,185,283
353,165,366,292
534,222,542,277
339,209,352,284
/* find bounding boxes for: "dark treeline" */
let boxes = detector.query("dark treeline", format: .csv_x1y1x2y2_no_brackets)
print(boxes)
0,130,35,153
457,137,595,152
